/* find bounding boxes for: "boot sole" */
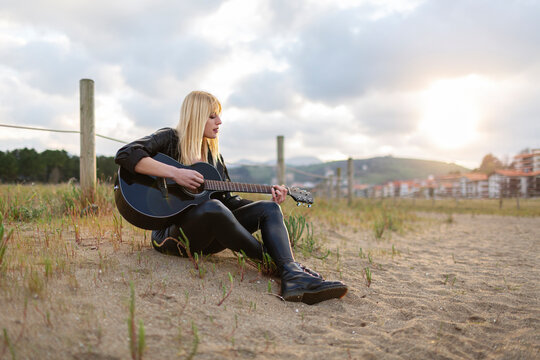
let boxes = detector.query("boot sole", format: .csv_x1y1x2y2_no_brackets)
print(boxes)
283,284,348,305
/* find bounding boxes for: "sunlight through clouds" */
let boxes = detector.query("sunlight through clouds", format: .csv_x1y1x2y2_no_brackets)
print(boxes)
418,75,489,149
198,48,290,101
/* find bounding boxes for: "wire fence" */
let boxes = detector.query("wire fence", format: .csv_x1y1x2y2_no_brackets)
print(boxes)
1,123,324,176
0,123,128,144
1,122,340,194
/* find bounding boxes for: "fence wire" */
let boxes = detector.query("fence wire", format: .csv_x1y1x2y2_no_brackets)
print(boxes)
1,122,335,183
0,123,128,144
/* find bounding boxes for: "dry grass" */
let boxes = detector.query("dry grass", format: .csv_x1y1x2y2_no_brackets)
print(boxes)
0,184,539,358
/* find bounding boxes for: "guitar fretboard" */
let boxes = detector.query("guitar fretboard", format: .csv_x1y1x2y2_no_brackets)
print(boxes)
204,180,274,194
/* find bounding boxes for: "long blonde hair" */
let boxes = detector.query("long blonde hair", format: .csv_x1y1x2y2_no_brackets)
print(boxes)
176,91,221,165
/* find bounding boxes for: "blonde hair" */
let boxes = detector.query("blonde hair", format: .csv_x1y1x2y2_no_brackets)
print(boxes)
176,91,222,165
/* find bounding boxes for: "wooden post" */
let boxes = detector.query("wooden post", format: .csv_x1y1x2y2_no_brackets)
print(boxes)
327,175,333,199
80,79,96,202
347,157,353,205
335,168,341,199
276,135,285,185
499,180,503,209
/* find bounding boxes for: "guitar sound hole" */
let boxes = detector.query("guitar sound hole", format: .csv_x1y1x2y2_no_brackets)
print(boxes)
183,185,204,196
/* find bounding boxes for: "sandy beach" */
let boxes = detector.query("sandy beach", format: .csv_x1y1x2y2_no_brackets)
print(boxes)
1,212,539,359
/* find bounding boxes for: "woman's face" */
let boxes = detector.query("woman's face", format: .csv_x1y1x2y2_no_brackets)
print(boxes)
203,112,222,139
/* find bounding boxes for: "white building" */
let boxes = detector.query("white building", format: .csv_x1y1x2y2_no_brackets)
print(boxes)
460,173,489,198
488,169,540,198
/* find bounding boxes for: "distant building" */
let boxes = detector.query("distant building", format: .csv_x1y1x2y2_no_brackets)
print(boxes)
489,169,540,198
353,184,370,197
513,151,537,173
434,174,461,197
533,149,540,172
460,173,489,198
372,185,383,198
317,147,539,199
503,149,540,197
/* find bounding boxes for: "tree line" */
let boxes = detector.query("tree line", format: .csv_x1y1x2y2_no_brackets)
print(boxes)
0,148,117,183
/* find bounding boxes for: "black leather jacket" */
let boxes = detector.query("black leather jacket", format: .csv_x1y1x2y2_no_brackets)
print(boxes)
114,127,252,211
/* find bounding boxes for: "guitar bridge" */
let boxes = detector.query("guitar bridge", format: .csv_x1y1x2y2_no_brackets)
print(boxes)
157,177,168,198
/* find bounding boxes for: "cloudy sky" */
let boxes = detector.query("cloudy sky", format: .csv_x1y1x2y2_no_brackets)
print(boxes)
1,0,539,168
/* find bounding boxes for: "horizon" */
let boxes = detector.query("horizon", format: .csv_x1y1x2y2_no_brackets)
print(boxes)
1,0,539,169
4,141,519,171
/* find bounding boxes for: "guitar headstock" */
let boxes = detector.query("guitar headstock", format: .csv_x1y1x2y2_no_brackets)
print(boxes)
287,187,314,206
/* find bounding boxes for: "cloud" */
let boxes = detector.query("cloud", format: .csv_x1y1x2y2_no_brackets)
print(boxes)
0,72,75,127
0,1,223,46
0,1,224,96
350,90,421,135
120,95,179,129
118,36,223,98
227,71,296,111
0,0,538,168
1,38,91,96
476,69,540,157
288,0,540,101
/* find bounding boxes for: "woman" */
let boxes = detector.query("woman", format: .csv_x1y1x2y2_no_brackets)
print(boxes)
115,91,347,304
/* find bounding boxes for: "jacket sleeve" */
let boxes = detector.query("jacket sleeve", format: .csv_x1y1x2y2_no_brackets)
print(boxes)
219,154,253,211
115,128,177,174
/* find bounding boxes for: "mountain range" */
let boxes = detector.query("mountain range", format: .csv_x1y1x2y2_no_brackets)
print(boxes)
227,155,469,185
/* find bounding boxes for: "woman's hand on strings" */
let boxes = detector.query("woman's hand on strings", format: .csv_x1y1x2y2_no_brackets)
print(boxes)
271,185,288,204
133,157,203,191
172,168,204,191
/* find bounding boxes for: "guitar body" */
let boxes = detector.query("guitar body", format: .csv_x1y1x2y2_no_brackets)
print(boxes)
114,153,222,230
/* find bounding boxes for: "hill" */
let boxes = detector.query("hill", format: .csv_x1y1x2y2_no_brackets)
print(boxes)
228,155,469,185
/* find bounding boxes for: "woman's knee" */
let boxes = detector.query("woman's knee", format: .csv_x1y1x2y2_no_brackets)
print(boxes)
259,200,283,218
198,199,226,213
198,199,234,220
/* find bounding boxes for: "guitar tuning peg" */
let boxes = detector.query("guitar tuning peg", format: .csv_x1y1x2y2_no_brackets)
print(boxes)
307,204,312,208
297,202,301,206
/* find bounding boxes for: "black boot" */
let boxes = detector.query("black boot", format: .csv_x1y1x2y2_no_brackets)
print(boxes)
280,262,348,305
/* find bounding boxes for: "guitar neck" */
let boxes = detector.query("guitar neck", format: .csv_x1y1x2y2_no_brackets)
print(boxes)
204,180,277,195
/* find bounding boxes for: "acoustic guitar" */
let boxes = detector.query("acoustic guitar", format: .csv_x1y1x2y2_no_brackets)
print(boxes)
114,153,314,230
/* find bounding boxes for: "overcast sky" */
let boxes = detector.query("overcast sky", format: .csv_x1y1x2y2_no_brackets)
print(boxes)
1,0,539,168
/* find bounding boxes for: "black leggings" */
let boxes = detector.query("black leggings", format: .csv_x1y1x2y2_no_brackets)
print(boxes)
151,200,294,268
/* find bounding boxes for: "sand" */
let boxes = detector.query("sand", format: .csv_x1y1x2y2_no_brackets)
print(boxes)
1,213,539,359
